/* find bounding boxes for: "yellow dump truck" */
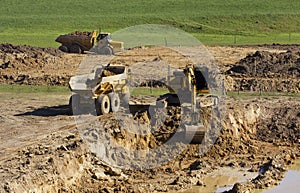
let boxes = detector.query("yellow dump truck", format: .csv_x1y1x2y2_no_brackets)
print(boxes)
55,30,124,54
69,64,129,115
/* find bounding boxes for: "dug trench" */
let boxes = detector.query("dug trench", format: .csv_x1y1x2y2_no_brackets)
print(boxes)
0,97,299,193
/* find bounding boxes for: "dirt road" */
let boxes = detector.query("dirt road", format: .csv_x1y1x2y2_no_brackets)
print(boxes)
0,92,75,158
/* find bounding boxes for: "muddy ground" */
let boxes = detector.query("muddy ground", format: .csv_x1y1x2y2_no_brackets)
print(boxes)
0,92,298,193
0,44,299,193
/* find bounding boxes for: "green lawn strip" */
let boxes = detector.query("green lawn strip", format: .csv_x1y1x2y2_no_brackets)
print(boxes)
131,87,169,96
227,91,300,99
0,85,70,93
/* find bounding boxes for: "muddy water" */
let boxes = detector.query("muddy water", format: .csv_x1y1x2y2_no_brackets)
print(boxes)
170,160,300,193
257,160,300,193
169,167,257,193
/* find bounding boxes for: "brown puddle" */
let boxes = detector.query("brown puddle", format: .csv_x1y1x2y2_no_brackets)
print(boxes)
256,160,300,193
169,167,257,193
169,160,300,193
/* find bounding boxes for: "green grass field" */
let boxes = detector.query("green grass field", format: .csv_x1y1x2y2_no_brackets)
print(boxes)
0,85,69,93
1,0,300,47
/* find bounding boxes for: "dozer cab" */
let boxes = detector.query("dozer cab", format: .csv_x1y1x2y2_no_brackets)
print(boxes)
55,30,124,54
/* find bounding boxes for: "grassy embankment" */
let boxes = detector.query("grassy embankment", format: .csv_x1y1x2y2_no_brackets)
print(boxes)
0,0,300,47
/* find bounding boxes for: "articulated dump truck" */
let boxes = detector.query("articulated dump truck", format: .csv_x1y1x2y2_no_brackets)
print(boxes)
69,64,214,144
69,64,129,115
56,30,124,54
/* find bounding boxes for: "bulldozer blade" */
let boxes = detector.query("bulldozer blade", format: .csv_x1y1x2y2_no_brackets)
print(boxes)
185,124,206,144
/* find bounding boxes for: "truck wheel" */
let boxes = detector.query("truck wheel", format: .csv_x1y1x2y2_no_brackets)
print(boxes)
96,94,110,115
70,44,82,54
69,94,80,115
120,93,130,106
59,45,69,53
109,93,120,112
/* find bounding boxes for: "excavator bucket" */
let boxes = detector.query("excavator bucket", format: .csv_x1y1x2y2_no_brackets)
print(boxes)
185,123,206,144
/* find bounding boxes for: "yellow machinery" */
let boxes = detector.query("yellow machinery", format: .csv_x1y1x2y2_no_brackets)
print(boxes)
69,64,129,115
162,64,209,143
69,63,209,144
55,30,124,54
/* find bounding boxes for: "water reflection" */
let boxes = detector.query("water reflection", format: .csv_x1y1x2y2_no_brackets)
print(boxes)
260,160,300,193
169,167,256,193
170,160,300,193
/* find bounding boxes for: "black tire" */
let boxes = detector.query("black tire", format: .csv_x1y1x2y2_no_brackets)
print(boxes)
69,44,82,54
95,94,110,115
59,45,69,53
108,93,120,112
120,93,130,107
69,94,80,115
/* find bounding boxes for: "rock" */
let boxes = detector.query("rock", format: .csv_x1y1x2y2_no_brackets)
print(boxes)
148,140,156,149
92,171,108,180
101,187,113,193
105,167,122,176
229,183,251,193
196,180,204,186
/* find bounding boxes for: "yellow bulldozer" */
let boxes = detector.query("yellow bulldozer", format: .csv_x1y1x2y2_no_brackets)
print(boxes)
55,30,124,54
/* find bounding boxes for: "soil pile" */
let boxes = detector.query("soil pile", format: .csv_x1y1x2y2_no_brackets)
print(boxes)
227,50,300,78
0,43,62,56
1,43,299,93
256,101,300,144
69,31,92,36
0,43,82,86
226,50,300,92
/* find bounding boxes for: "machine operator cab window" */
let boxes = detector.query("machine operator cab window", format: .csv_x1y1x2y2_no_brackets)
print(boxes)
97,33,112,41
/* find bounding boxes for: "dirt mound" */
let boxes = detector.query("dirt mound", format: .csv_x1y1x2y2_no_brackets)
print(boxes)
227,50,300,78
1,43,299,93
256,101,300,144
225,50,300,93
0,43,82,86
252,44,300,52
0,43,62,57
69,31,92,36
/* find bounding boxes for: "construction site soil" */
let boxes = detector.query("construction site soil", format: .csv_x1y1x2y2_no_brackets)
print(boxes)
0,43,299,193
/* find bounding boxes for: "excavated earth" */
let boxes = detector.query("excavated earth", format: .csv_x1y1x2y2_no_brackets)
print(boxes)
0,43,299,193
0,43,300,92
0,43,82,86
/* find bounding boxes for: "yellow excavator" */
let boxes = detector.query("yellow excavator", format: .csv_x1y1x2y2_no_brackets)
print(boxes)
157,64,211,143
